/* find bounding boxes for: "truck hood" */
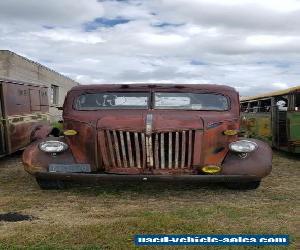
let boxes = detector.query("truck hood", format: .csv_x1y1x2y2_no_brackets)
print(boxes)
96,112,204,132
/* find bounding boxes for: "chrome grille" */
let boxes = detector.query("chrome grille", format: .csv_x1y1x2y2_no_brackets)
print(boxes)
103,130,195,169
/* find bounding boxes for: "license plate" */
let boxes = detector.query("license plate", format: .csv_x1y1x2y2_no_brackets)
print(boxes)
49,164,91,173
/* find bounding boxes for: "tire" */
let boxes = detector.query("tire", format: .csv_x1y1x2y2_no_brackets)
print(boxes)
36,178,65,190
224,180,261,190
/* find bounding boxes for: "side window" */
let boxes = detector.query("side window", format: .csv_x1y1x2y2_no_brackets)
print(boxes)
260,99,271,112
294,94,300,111
275,96,288,111
50,85,59,105
249,101,259,113
240,102,248,112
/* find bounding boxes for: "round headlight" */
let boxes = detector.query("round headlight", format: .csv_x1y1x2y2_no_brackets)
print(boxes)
229,140,257,153
39,140,68,153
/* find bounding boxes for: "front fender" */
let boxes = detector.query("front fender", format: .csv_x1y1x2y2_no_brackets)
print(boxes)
22,137,76,175
30,124,53,141
221,138,272,178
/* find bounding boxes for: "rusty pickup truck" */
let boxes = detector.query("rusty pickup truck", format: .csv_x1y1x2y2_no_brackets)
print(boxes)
23,84,272,189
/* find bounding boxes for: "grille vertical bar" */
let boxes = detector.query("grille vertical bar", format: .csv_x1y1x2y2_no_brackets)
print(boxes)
119,131,128,168
168,132,172,169
160,133,165,169
181,131,186,168
174,132,179,169
106,130,116,167
134,132,141,168
113,130,122,167
126,132,134,167
146,136,154,167
141,133,146,168
187,130,193,168
154,133,159,168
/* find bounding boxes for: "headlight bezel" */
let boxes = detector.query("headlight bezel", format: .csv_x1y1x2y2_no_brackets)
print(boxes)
229,140,258,153
39,140,68,153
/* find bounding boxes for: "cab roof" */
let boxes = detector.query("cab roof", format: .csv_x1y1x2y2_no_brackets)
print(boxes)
71,83,236,93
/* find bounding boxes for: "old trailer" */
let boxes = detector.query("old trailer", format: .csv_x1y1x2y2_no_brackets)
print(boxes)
0,77,53,157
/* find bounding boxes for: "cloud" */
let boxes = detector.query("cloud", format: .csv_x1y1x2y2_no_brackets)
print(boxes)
138,32,189,46
0,0,300,96
150,0,300,34
0,0,103,26
29,29,105,44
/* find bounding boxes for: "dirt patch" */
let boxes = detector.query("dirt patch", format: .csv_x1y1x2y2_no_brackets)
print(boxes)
0,212,33,222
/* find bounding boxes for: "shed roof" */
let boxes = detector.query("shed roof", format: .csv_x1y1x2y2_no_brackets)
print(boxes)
240,85,300,102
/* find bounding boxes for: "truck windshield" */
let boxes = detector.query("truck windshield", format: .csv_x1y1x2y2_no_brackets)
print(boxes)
75,92,229,111
75,92,149,110
154,92,229,110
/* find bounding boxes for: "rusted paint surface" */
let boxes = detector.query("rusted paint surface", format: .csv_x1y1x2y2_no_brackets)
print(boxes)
201,119,239,166
3,81,48,116
0,79,51,156
221,138,272,177
23,138,76,175
23,84,272,182
31,125,53,141
240,113,272,144
64,120,97,170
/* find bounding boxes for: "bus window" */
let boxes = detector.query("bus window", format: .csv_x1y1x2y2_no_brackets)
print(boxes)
240,102,248,112
275,96,288,111
249,101,259,112
295,94,300,111
260,99,271,112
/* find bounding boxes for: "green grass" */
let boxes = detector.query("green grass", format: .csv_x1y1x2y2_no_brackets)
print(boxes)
0,151,299,249
51,121,63,129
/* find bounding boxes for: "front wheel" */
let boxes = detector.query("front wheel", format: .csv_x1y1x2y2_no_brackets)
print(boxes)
36,178,65,190
224,180,261,190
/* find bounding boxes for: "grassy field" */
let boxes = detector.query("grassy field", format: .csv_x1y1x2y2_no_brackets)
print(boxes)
0,151,299,249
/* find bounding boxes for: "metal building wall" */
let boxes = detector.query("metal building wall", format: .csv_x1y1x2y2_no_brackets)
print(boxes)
0,50,79,121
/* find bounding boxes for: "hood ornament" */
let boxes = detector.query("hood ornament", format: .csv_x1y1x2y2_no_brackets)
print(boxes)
145,114,153,135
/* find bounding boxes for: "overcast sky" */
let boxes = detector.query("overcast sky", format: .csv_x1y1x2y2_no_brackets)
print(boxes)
1,0,300,96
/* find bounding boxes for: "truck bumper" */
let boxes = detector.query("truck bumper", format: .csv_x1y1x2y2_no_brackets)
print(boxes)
24,138,271,184
35,171,260,183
